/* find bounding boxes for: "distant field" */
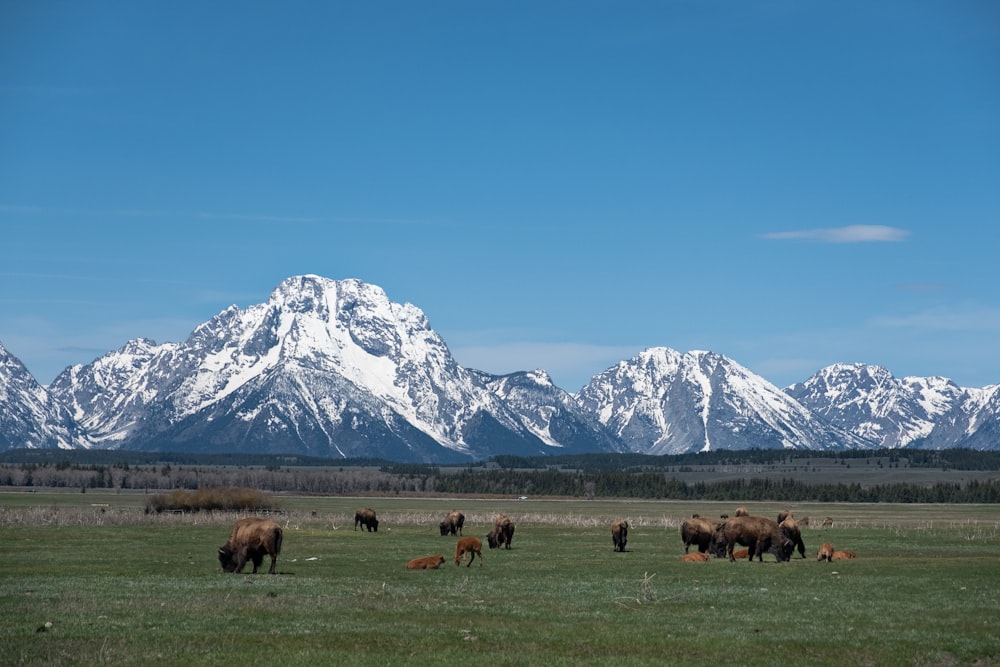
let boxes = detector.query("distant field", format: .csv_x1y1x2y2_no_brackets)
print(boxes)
2,491,999,666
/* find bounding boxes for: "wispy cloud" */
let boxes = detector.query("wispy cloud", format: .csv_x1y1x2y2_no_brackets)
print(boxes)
872,304,1000,332
761,225,910,243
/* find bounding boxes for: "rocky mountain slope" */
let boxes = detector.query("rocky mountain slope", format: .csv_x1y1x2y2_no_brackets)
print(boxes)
1,275,996,460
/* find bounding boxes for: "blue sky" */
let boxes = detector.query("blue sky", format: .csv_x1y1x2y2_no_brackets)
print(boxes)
2,1,998,392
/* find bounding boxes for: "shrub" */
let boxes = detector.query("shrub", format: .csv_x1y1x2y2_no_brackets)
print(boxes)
144,486,278,514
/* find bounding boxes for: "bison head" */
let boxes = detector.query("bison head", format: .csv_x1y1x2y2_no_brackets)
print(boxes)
772,537,795,563
486,532,500,549
218,545,238,572
439,521,450,536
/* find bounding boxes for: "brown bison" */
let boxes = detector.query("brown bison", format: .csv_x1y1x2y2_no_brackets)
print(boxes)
487,514,515,550
455,536,483,567
777,510,793,524
680,516,721,554
822,517,834,528
439,510,465,536
406,554,446,570
218,517,283,575
734,506,750,517
712,515,794,563
779,516,807,559
611,519,629,552
831,550,857,561
799,516,810,526
354,508,379,532
817,542,835,562
681,552,710,562
731,548,749,559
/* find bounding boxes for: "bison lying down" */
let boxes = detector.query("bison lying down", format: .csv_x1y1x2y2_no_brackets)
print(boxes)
407,554,446,570
681,552,710,562
832,550,857,561
218,517,283,574
712,515,794,563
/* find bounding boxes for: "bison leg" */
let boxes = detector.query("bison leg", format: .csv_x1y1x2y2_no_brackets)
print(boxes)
268,553,278,575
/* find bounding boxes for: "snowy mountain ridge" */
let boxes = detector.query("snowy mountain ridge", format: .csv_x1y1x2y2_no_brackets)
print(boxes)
1,275,997,460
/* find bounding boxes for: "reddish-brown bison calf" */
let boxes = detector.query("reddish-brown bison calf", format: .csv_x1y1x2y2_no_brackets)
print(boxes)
218,517,283,575
817,542,835,562
406,554,446,570
455,537,484,567
681,552,710,562
831,550,857,561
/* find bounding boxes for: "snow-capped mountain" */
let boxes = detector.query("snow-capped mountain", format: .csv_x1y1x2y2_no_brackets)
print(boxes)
471,368,623,454
575,347,871,454
1,275,997,460
0,341,87,450
47,275,566,462
786,363,1000,450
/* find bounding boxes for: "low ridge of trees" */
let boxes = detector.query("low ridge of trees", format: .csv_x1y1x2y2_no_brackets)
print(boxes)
1,448,998,503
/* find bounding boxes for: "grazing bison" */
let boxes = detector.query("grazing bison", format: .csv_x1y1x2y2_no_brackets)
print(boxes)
822,517,834,528
832,550,857,561
439,510,465,537
487,514,515,550
779,516,807,559
734,506,750,517
406,554,446,570
799,516,810,526
612,519,629,552
354,508,379,532
680,516,721,554
712,515,794,563
817,542,835,562
682,552,710,562
455,537,484,567
218,517,283,575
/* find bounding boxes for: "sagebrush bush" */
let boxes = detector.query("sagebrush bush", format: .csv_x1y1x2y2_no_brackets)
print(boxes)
144,486,277,514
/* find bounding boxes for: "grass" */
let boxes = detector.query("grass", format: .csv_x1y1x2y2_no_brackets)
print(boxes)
2,492,999,666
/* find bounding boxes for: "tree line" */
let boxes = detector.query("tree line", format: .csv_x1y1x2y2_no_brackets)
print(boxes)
2,457,999,503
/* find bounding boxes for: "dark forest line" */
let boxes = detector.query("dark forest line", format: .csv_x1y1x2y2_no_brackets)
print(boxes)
1,448,998,503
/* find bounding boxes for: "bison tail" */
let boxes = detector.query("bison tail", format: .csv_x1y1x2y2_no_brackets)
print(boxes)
274,527,283,556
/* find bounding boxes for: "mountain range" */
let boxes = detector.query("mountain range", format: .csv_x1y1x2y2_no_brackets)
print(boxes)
1,274,997,461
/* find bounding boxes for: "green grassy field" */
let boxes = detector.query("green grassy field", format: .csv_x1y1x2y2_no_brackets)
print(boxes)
2,491,999,666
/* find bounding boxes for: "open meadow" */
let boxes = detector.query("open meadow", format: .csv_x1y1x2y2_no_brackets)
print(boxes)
2,490,999,666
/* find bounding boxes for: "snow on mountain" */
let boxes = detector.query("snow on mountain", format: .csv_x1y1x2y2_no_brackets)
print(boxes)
48,275,551,461
2,276,998,460
576,347,870,454
471,368,623,453
786,363,1000,450
0,341,87,450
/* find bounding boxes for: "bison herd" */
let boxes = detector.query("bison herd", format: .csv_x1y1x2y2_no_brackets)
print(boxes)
218,505,854,575
679,508,855,564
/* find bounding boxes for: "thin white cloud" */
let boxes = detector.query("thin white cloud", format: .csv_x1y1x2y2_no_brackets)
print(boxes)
872,304,1000,332
761,225,910,243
